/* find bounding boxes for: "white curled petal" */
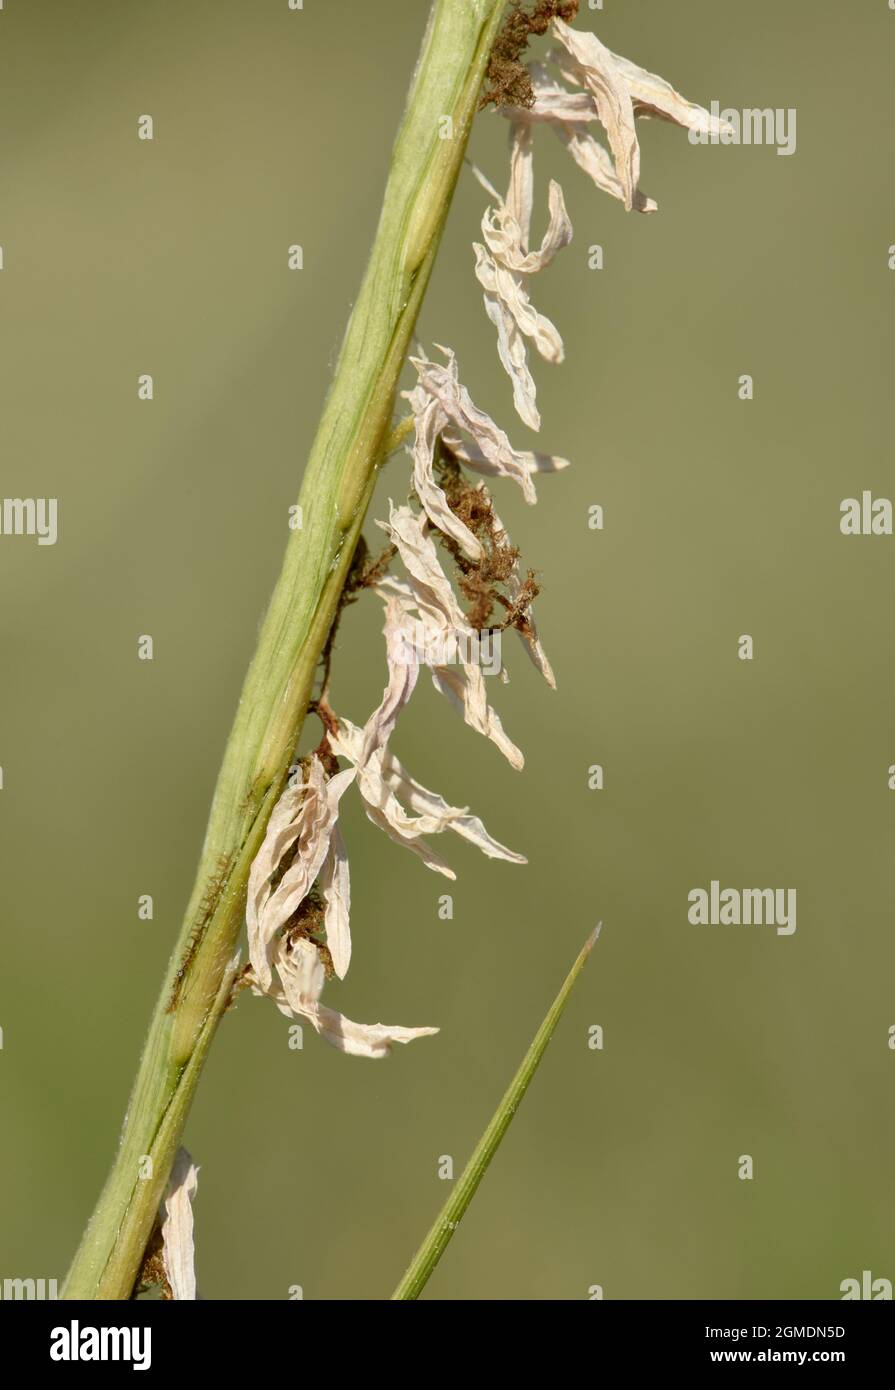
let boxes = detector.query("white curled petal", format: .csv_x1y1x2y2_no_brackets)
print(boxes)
549,120,658,213
274,939,438,1060
410,349,538,504
358,596,420,767
331,717,458,880
377,502,472,634
475,245,565,365
246,763,324,991
605,48,732,136
260,764,356,936
245,763,333,964
495,261,565,362
319,824,351,980
275,934,327,1013
506,119,534,247
161,1148,199,1302
374,573,417,609
335,719,523,862
327,716,364,765
415,347,526,481
409,386,482,561
379,748,527,864
513,613,555,688
524,63,656,211
480,204,527,266
431,663,525,771
535,178,574,270
478,265,541,431
249,759,356,990
374,498,526,770
482,180,572,275
245,781,304,985
552,18,640,210
443,431,569,479
354,778,458,879
516,89,599,122
474,123,571,425
309,1006,439,1059
540,48,727,138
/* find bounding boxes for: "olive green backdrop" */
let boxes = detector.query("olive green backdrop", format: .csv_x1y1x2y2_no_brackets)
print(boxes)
1,0,892,1300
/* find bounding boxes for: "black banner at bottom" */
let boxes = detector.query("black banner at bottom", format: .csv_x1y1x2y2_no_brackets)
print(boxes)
0,1298,891,1374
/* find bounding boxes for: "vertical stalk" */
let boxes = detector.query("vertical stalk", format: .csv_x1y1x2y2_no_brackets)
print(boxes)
63,0,508,1300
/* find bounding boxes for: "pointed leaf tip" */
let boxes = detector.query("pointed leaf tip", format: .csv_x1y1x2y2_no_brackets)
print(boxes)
585,921,603,952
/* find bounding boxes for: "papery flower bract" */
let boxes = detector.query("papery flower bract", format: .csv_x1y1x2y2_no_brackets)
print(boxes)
359,595,421,767
317,823,351,983
264,935,439,1061
332,714,526,869
541,19,729,213
481,171,571,277
410,346,540,505
331,726,459,881
379,744,527,864
441,429,569,482
554,26,729,137
160,1147,199,1302
388,464,556,693
523,63,659,213
247,755,356,986
550,18,640,210
377,500,472,638
498,18,730,218
408,382,484,563
429,663,524,770
378,501,525,769
318,596,460,877
472,121,572,430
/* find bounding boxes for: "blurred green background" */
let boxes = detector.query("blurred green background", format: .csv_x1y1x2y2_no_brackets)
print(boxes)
1,0,893,1301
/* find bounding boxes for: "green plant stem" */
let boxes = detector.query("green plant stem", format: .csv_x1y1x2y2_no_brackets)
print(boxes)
63,0,508,1301
391,925,602,1301
382,414,415,459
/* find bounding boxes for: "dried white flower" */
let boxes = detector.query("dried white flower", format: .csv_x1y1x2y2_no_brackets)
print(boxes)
378,502,524,769
526,63,658,213
472,122,572,430
507,116,533,245
409,346,542,505
408,382,484,563
430,662,524,769
332,715,526,868
247,755,356,987
481,179,572,277
377,501,471,637
384,462,555,694
266,935,438,1061
330,717,459,880
475,247,542,430
245,735,441,1055
550,19,640,210
359,596,421,767
239,18,720,1073
442,429,569,482
553,28,729,137
317,823,351,984
160,1147,199,1302
498,21,730,217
